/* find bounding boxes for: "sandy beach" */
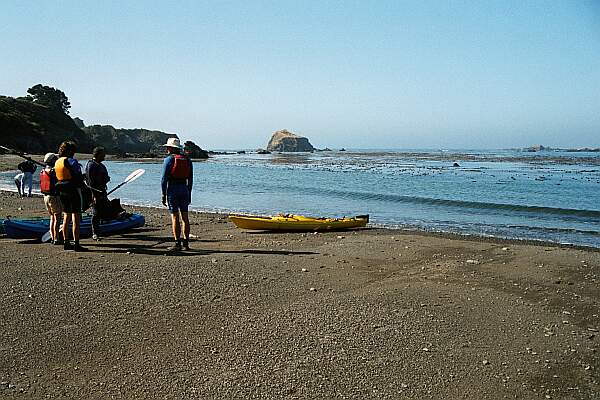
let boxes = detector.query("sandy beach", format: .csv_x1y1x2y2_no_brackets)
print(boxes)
0,190,598,399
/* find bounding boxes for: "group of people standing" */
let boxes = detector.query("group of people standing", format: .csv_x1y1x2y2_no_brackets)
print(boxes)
21,137,193,252
40,141,111,251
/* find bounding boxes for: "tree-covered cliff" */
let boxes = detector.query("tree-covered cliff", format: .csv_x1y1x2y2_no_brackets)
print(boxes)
0,85,207,157
0,95,94,153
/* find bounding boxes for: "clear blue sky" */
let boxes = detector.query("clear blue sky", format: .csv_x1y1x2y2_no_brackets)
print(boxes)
1,1,599,149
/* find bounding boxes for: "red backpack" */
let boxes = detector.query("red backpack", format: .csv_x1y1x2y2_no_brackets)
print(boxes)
40,167,56,195
170,154,191,179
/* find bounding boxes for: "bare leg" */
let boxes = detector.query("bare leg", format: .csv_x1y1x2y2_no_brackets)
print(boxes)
62,213,71,241
73,213,80,242
50,214,57,241
53,213,62,242
171,213,181,241
180,211,191,249
181,212,190,240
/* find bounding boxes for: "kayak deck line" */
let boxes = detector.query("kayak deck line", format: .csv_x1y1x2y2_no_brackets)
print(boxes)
228,214,369,231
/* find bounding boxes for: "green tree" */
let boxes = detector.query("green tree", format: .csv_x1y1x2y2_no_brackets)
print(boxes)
26,84,71,114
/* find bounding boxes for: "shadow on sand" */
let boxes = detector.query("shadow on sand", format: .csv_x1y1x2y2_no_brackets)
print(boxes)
8,228,319,256
85,235,317,257
88,243,317,257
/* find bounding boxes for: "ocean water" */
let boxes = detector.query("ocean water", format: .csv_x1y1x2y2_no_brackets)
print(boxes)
2,149,599,247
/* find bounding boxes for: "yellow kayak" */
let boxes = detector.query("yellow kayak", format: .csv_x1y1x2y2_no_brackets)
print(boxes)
228,214,369,231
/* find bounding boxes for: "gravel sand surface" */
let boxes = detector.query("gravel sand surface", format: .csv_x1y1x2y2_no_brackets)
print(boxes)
0,191,598,399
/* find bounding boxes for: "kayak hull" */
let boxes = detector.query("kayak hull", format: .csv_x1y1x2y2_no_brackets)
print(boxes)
229,214,369,231
3,214,145,239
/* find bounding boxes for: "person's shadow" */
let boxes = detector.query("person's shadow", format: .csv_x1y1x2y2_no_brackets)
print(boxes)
85,229,318,257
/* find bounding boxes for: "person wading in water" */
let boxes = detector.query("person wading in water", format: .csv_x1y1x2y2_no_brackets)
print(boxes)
161,138,193,251
54,141,88,251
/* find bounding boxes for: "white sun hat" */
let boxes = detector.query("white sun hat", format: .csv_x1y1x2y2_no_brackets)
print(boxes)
161,137,183,148
43,152,57,163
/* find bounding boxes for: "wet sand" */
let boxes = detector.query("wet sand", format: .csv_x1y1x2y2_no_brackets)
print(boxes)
0,190,598,399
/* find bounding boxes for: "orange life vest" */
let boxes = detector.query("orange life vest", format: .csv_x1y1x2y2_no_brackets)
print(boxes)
54,157,73,181
170,154,191,179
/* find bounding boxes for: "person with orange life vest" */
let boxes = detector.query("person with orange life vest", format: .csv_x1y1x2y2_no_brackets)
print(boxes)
40,152,63,245
161,138,193,251
54,141,88,251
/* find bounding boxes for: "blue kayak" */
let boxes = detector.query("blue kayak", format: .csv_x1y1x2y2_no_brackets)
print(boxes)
2,214,145,239
0,216,48,235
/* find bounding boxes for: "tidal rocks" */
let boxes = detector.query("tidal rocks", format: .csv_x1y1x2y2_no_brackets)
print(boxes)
266,129,315,152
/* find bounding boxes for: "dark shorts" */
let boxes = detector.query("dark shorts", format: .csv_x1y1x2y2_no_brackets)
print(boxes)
167,184,190,214
91,195,108,217
58,185,84,214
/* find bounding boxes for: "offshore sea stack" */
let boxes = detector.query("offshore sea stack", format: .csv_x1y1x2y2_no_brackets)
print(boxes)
266,129,315,152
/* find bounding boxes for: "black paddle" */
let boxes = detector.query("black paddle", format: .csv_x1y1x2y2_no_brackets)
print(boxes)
0,145,45,167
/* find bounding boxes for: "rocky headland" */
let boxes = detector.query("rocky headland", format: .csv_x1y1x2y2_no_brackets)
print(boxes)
82,123,178,156
0,85,208,158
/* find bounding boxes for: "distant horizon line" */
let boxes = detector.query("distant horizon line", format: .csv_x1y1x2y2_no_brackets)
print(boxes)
206,146,600,152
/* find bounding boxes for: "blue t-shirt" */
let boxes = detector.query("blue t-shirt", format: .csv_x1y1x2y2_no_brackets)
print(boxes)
65,157,84,184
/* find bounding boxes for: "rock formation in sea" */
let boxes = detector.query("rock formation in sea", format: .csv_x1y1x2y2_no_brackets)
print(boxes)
524,145,548,152
266,129,315,152
182,140,209,159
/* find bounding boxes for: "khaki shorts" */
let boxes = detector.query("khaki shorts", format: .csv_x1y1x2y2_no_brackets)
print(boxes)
44,195,63,215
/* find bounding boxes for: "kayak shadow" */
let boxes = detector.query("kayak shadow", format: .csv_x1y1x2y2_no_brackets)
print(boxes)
211,249,317,256
15,239,42,245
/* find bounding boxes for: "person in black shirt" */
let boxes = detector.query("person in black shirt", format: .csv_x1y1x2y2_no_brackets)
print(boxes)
17,160,37,197
85,147,111,241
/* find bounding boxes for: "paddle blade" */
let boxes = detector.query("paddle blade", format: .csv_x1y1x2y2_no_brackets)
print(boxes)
42,225,63,243
41,230,52,243
124,168,145,183
107,168,145,195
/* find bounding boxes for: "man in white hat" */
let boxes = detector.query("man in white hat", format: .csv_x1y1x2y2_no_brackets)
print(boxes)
160,137,193,251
